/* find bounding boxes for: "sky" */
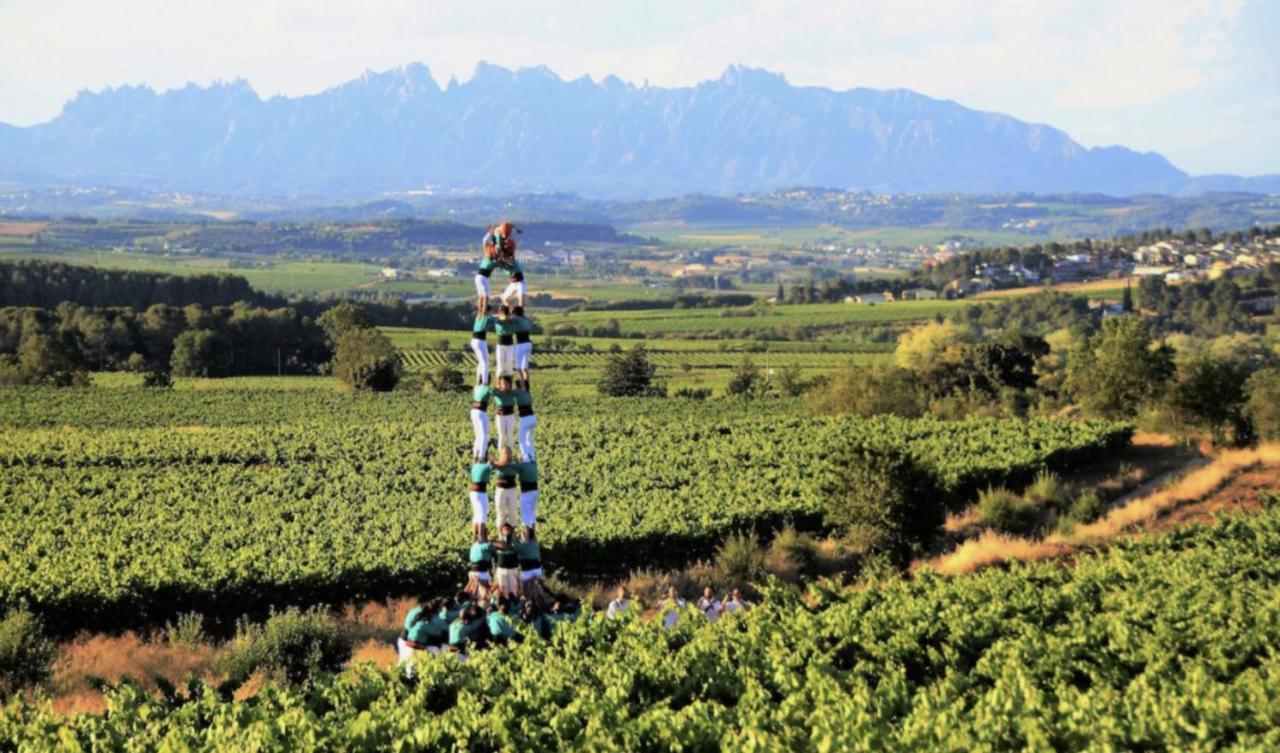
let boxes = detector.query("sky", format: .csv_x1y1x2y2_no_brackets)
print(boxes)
0,0,1276,175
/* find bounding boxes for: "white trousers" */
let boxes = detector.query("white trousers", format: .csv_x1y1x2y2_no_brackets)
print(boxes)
470,409,489,460
469,339,489,385
520,489,539,528
495,487,519,528
469,491,489,524
518,415,537,462
495,567,521,597
500,280,526,305
497,413,516,453
474,273,490,299
516,342,532,372
496,344,515,378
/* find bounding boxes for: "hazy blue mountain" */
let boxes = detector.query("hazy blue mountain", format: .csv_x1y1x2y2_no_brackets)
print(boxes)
0,62,1270,198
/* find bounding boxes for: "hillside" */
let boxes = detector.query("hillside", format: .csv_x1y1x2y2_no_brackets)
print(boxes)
6,62,1270,198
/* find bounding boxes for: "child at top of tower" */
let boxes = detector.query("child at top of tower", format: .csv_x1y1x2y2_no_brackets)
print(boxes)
476,221,525,309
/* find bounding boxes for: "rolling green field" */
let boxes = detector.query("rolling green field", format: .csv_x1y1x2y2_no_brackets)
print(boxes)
0,247,381,295
631,223,1043,250
540,299,973,337
0,387,1128,630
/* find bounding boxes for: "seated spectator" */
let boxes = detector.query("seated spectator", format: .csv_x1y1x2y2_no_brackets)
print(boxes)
722,588,751,614
697,586,723,622
660,586,686,629
606,587,631,619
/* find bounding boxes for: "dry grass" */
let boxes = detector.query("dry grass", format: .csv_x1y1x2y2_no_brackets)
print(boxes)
927,533,1074,576
47,631,220,714
1061,443,1280,543
928,443,1280,576
351,639,398,669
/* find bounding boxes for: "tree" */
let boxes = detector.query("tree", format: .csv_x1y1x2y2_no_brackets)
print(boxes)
425,363,467,393
726,356,761,397
1065,318,1174,418
809,365,928,418
170,329,226,378
1162,354,1253,444
597,346,663,397
332,328,400,392
317,302,374,347
820,444,944,565
775,283,785,303
1244,368,1280,441
774,363,807,397
894,320,978,372
0,332,88,387
1121,283,1134,313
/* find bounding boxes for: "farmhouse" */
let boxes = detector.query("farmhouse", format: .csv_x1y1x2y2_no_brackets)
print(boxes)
900,287,938,301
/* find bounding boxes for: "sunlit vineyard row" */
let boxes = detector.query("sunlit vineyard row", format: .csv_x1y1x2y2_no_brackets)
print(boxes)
0,389,1128,628
7,502,1276,750
397,347,881,372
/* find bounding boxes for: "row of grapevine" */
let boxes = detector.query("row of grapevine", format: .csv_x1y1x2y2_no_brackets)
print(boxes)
0,388,1129,629
398,348,873,373
5,505,1276,749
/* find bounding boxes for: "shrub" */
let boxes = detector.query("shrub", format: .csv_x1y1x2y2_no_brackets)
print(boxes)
424,364,467,393
977,486,1040,535
0,608,56,698
165,612,207,648
332,328,400,392
672,387,711,401
768,526,819,575
218,608,353,687
597,347,664,397
715,532,764,580
725,357,761,397
820,444,944,565
808,365,927,418
1065,490,1106,526
1023,470,1068,509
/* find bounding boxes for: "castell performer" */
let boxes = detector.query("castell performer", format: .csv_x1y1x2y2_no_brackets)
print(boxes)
464,537,494,599
470,381,491,462
492,446,520,530
516,381,536,462
470,301,495,386
492,523,521,597
468,457,493,541
492,374,518,453
518,456,539,531
516,529,553,609
493,304,518,379
476,221,525,309
513,305,533,388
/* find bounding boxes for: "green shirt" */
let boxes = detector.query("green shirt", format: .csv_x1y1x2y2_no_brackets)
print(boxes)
470,463,493,486
515,388,533,410
492,391,517,412
514,540,540,566
494,463,519,485
493,542,519,569
487,611,516,640
441,600,471,625
471,384,492,407
407,613,448,643
471,315,494,337
469,542,494,565
513,316,532,335
517,460,538,485
477,256,522,277
448,617,484,648
493,318,518,338
402,605,424,633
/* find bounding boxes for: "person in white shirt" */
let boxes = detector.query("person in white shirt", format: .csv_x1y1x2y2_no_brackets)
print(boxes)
697,586,722,622
722,588,751,614
661,586,686,629
606,586,631,619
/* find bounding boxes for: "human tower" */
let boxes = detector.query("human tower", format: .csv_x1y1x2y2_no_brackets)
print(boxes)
398,221,579,662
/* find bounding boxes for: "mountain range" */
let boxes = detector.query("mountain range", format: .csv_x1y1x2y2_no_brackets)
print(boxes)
1,62,1276,199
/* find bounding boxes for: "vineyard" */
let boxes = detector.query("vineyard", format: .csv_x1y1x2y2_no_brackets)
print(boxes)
397,347,883,373
5,501,1277,749
538,300,972,337
0,388,1129,629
